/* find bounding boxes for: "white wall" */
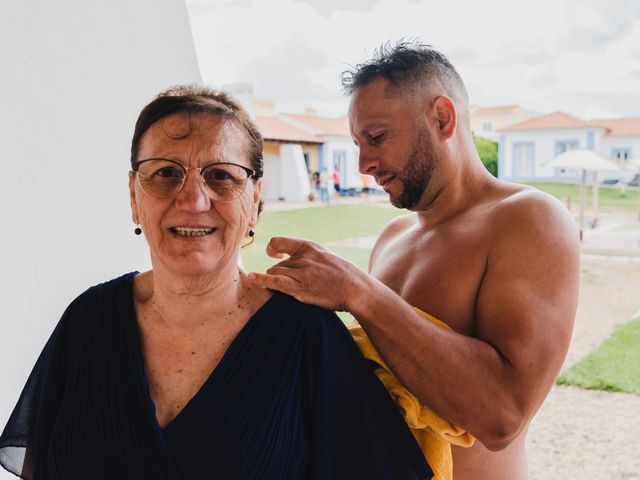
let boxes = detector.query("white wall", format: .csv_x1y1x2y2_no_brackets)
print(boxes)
501,128,603,180
600,135,640,181
321,136,366,190
279,144,312,202
0,0,201,452
262,153,282,201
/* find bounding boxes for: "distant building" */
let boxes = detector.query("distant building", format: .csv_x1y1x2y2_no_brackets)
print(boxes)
470,105,538,141
590,117,640,168
279,111,371,192
498,112,640,183
253,99,322,202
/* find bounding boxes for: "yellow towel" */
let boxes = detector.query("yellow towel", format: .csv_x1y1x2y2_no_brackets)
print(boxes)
348,308,474,480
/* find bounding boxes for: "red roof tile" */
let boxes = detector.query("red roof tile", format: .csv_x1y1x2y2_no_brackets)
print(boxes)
500,111,599,132
282,114,350,137
591,117,640,137
254,116,322,143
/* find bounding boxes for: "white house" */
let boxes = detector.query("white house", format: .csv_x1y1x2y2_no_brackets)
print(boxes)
591,118,640,171
253,113,320,202
470,105,538,141
281,111,380,193
498,112,640,183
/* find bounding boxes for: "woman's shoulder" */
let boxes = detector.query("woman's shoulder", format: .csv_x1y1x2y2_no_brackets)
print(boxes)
54,272,138,339
264,292,353,344
266,292,340,323
66,271,138,313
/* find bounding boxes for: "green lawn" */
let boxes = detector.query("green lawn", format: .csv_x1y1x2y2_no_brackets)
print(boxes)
244,199,639,392
243,203,406,274
525,182,640,210
558,315,640,395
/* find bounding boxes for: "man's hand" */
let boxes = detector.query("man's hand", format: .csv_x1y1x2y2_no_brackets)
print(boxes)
247,236,366,311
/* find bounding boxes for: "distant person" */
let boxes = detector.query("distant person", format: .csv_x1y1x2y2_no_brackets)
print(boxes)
332,167,341,195
312,170,320,196
361,173,371,194
318,167,330,204
307,169,317,201
0,85,433,479
250,41,580,479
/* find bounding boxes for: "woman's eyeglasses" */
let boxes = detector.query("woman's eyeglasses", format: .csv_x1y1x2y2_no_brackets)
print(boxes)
132,158,259,202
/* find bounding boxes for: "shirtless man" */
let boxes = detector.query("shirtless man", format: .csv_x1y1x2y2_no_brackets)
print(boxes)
249,42,580,479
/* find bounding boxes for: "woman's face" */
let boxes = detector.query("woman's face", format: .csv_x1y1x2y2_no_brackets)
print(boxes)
129,112,262,278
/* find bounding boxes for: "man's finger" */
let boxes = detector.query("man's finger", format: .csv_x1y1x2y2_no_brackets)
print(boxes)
265,265,302,280
266,236,310,258
267,257,306,270
247,271,300,295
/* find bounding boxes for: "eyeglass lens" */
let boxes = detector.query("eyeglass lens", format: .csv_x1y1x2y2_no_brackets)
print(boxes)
136,159,250,201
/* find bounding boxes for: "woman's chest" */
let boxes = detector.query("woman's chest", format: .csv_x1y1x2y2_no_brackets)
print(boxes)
49,322,310,479
139,323,238,428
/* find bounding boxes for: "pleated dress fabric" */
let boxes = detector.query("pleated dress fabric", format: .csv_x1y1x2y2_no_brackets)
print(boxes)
0,273,433,480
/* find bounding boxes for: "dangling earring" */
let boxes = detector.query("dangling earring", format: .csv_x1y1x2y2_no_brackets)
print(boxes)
134,225,142,235
242,228,255,248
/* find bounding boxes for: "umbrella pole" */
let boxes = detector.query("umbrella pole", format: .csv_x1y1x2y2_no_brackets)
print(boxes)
592,171,599,218
579,169,586,241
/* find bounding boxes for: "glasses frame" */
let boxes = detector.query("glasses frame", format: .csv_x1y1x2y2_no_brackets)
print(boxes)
131,158,260,201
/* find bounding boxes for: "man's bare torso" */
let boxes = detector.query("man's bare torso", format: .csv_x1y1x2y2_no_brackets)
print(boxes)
369,183,531,480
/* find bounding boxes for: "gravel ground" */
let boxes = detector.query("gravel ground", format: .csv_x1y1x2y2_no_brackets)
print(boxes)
526,256,640,479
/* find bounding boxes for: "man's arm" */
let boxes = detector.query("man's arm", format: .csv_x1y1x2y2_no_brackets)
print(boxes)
248,193,579,450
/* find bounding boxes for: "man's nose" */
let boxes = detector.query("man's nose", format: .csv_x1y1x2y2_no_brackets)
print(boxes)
174,170,211,212
358,146,378,175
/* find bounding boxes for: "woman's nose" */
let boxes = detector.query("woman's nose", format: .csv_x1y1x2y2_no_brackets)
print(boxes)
174,170,211,212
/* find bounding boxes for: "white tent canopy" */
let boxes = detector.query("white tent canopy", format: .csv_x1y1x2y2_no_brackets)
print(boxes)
544,149,621,172
544,150,621,241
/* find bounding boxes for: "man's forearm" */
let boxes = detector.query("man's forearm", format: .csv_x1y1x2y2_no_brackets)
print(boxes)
347,276,524,450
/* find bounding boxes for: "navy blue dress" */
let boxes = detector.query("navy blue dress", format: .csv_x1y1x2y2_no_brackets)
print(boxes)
0,273,432,479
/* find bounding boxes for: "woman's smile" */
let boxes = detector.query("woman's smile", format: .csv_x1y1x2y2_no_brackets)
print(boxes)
169,226,217,237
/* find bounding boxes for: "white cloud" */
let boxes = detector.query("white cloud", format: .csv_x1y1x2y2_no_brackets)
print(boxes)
187,0,640,119
291,0,382,17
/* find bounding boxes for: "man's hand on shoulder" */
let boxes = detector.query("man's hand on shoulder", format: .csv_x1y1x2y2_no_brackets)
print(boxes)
247,236,371,312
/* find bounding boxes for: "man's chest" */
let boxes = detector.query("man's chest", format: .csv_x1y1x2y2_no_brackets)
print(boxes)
370,227,489,334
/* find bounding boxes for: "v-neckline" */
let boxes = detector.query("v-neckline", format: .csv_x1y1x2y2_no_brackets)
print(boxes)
127,275,279,433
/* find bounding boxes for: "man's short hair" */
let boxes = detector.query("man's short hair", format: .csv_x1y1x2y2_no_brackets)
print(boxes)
340,40,469,107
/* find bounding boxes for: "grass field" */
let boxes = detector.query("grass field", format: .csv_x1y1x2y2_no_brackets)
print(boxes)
242,203,405,274
558,315,640,395
244,194,640,394
525,181,640,210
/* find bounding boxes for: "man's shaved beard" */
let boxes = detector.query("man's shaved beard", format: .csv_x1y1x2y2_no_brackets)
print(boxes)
392,127,436,210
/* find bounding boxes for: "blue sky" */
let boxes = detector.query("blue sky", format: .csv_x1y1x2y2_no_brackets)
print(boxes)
186,0,640,119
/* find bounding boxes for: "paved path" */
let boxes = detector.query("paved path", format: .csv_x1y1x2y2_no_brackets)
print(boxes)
526,257,640,479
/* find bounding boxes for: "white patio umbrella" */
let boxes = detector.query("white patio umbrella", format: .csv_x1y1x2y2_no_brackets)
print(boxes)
544,149,620,240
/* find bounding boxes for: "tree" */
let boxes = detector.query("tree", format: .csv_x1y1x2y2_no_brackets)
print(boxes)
473,135,498,177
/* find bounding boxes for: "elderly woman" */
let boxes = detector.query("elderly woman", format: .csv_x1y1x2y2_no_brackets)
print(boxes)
0,85,432,479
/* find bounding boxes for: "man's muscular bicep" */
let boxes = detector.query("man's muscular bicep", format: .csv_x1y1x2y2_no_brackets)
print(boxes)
474,192,579,424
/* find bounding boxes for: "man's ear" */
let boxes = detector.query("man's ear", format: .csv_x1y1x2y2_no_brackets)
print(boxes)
129,171,139,224
431,95,457,141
